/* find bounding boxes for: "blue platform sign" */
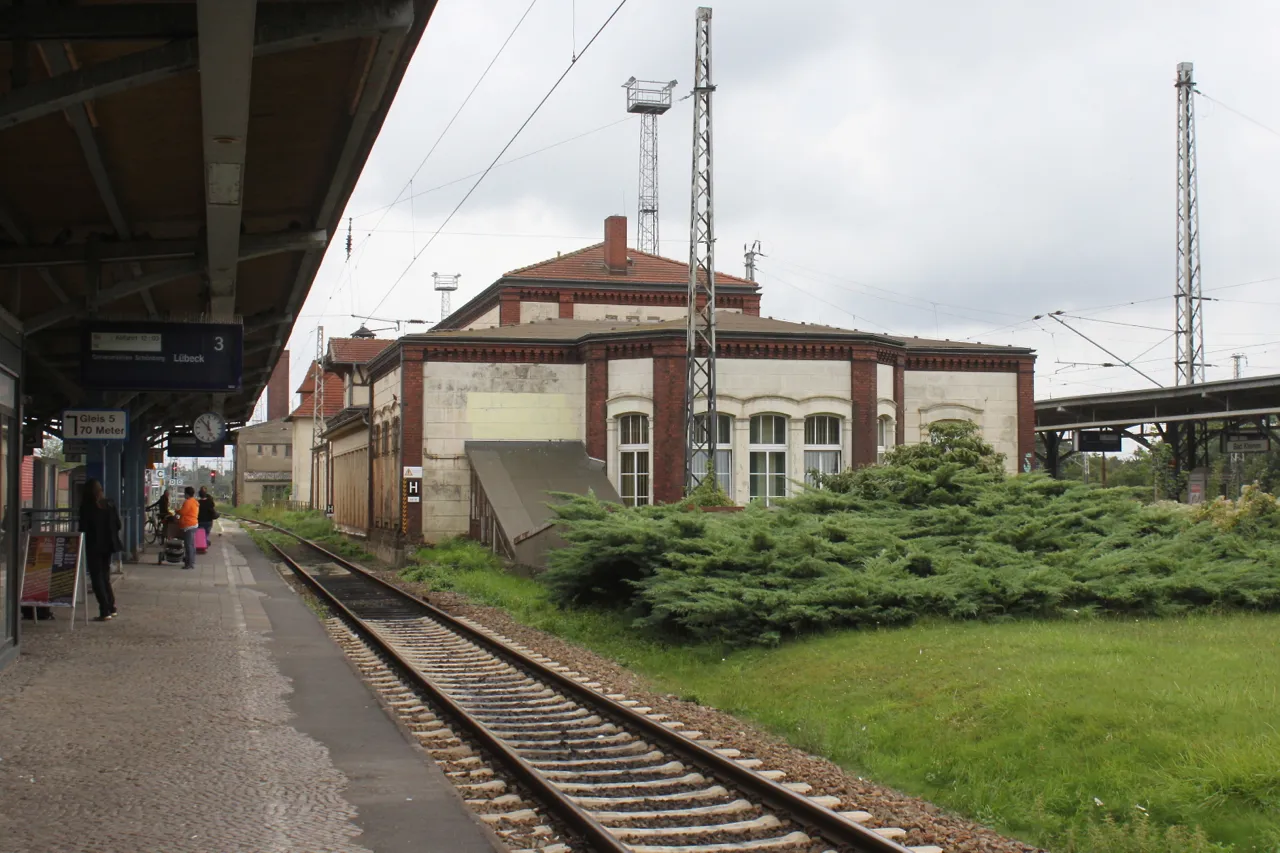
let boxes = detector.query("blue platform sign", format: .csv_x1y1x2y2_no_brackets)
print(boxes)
82,321,243,391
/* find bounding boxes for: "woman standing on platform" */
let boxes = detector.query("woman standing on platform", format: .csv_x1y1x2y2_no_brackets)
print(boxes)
178,486,200,570
79,479,122,622
197,486,217,545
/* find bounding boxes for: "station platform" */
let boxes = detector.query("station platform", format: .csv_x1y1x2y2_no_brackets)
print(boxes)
0,523,502,853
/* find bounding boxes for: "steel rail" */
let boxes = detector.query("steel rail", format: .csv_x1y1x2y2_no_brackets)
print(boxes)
238,516,913,853
263,538,630,853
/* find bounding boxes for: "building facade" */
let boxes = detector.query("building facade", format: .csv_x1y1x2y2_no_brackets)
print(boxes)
284,362,345,509
232,419,293,505
331,216,1036,557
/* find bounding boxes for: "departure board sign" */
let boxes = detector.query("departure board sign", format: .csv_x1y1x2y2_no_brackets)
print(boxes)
1074,430,1123,453
20,532,84,609
82,321,243,391
168,434,225,457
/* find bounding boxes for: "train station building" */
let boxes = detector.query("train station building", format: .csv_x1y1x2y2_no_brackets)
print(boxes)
320,216,1038,563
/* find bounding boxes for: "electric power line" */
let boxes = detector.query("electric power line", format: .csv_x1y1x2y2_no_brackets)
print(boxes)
367,0,632,316
357,0,540,244
765,273,894,335
1195,89,1280,142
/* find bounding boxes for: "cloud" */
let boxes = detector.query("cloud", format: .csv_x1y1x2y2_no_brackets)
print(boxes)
288,0,1280,401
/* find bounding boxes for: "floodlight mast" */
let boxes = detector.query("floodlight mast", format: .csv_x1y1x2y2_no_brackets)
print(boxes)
684,7,716,494
624,78,677,255
433,272,461,318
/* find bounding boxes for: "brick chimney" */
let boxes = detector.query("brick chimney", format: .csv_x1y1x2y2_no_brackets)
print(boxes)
603,215,628,274
267,350,290,421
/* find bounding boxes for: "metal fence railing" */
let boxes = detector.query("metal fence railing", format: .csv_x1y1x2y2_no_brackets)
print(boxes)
22,508,76,533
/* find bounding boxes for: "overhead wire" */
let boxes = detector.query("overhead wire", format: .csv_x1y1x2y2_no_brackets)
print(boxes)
767,256,1025,323
367,0,631,317
764,273,895,335
1195,89,1280,143
326,0,541,317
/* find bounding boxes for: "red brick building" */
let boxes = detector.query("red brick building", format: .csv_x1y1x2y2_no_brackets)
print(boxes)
335,216,1035,560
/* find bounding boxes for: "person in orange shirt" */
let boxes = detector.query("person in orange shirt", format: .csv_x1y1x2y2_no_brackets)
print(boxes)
177,486,200,570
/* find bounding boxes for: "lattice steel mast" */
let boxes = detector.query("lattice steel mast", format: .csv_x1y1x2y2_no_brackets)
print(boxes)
684,7,717,493
1175,61,1204,386
433,272,460,320
624,78,676,254
744,240,763,282
1174,62,1207,476
311,325,325,508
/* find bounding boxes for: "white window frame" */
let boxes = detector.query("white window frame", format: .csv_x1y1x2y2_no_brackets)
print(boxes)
749,414,788,506
692,413,733,498
617,413,651,507
803,414,842,485
877,415,895,464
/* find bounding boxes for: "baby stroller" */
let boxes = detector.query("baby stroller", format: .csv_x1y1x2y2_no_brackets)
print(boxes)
158,517,185,565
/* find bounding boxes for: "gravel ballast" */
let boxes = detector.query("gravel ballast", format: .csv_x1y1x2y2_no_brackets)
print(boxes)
372,569,1045,853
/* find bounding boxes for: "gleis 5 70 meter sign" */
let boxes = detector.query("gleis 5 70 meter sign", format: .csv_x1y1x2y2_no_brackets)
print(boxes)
63,409,128,440
81,321,243,392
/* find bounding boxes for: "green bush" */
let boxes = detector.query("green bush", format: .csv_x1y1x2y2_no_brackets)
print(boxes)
544,423,1280,646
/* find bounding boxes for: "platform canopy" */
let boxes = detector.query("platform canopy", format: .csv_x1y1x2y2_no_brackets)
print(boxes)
1035,373,1280,432
0,0,436,439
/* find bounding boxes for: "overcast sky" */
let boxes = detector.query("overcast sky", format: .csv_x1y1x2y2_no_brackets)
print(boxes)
273,0,1280,411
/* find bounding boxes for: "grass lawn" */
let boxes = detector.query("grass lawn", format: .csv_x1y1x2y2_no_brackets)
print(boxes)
241,509,1280,851
408,552,1280,852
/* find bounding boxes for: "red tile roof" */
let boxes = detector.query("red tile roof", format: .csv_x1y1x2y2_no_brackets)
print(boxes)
504,244,756,288
288,370,345,419
328,337,393,364
296,361,320,394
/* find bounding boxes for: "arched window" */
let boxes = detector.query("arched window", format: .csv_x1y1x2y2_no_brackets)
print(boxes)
749,414,788,505
803,415,842,485
692,413,733,497
877,415,895,463
617,413,651,507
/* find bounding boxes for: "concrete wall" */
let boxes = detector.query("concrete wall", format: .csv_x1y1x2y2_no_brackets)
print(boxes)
903,370,1019,470
329,426,368,534
371,367,402,532
422,361,585,541
234,419,293,505
373,367,401,412
464,306,500,330
289,416,313,505
344,376,370,408
520,301,559,323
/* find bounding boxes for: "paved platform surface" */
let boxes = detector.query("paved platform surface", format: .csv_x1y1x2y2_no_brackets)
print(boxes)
0,523,502,853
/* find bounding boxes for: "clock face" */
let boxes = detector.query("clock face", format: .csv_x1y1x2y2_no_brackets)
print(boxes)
193,412,225,443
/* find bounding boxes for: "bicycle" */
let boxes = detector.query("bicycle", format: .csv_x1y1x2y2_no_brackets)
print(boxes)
145,510,166,545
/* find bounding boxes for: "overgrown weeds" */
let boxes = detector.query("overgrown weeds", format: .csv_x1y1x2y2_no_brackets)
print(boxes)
232,504,374,561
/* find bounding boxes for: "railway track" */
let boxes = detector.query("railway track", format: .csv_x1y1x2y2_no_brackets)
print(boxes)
238,517,942,853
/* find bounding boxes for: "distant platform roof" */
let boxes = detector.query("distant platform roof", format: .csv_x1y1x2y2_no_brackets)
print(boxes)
1035,373,1280,432
0,1,438,430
